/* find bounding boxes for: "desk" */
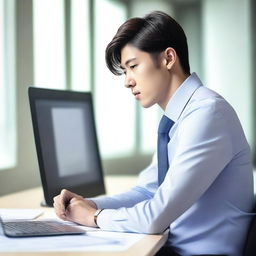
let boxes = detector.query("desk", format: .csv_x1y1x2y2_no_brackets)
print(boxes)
0,175,167,256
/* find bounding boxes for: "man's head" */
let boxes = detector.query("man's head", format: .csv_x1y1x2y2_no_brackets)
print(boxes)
105,11,190,76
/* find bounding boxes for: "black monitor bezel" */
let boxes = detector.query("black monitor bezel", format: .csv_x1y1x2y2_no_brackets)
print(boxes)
28,87,105,206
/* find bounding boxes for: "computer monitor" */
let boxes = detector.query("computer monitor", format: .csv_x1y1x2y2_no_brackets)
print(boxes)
28,87,105,206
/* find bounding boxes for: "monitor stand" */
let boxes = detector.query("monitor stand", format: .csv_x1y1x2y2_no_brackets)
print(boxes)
40,199,51,207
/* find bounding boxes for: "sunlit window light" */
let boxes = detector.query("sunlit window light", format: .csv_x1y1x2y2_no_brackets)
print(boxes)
140,105,161,154
33,0,66,89
71,0,90,92
94,0,135,157
0,0,16,169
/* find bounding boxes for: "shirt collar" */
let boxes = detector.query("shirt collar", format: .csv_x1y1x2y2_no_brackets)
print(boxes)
165,72,202,122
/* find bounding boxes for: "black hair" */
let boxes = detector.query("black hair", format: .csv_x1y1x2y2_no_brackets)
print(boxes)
105,11,190,75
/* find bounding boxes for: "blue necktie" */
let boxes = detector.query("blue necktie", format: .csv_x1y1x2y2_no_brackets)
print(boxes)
157,115,174,185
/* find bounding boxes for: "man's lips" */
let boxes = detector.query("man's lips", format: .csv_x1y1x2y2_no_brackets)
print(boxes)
134,92,141,100
132,90,140,96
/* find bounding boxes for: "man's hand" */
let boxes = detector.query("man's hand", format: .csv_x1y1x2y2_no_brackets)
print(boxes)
53,189,98,227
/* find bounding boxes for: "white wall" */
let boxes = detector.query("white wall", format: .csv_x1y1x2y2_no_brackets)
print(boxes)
202,0,253,146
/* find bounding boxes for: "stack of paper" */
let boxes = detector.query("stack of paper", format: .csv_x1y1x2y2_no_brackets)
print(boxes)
0,208,43,221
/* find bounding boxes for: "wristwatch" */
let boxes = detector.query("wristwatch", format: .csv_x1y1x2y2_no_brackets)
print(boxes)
93,209,104,226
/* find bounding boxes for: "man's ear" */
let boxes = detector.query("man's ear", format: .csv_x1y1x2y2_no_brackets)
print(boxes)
164,47,176,70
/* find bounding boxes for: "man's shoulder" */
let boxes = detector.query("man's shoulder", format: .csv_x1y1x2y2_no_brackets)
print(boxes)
192,85,222,100
189,86,231,109
182,85,235,120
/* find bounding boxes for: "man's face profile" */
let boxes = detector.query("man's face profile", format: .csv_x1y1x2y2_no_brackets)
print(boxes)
120,44,173,109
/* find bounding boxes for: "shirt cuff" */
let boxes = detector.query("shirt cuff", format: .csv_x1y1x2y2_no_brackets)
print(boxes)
96,208,124,231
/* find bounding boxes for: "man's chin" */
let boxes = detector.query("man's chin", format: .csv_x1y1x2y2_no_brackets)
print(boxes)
140,101,156,108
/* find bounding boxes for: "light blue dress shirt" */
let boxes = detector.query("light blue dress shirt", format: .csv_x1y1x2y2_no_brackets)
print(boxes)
92,73,254,256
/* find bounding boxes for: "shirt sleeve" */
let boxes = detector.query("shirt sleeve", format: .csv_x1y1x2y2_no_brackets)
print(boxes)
96,99,233,234
91,153,159,209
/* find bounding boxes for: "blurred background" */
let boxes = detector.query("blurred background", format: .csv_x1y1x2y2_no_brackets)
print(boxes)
0,0,255,196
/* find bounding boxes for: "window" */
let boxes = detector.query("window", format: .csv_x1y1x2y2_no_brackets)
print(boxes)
94,0,160,157
32,0,158,161
0,0,16,169
94,0,136,157
140,105,161,153
70,0,90,91
33,0,66,89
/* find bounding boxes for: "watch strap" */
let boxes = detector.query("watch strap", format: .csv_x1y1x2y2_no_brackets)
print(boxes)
94,209,104,226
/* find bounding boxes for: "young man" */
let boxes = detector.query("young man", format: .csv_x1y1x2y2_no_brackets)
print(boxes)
53,11,254,256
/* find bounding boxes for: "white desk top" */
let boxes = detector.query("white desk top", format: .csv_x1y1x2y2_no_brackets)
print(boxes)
0,175,167,256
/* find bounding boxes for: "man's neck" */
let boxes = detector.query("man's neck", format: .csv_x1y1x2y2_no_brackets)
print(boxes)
160,71,190,110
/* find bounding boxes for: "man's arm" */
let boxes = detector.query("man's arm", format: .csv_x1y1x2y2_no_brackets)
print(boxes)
54,99,236,232
94,100,234,233
91,153,158,209
53,154,159,225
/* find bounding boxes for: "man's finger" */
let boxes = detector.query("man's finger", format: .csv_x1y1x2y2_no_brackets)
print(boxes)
59,189,77,212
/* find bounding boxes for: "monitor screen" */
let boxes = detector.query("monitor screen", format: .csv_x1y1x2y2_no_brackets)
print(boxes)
28,87,105,206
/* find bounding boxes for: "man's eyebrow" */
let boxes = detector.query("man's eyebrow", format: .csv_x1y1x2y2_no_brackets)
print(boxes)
120,57,137,69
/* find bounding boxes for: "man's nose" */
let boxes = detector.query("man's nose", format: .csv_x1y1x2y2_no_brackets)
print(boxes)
124,75,136,88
